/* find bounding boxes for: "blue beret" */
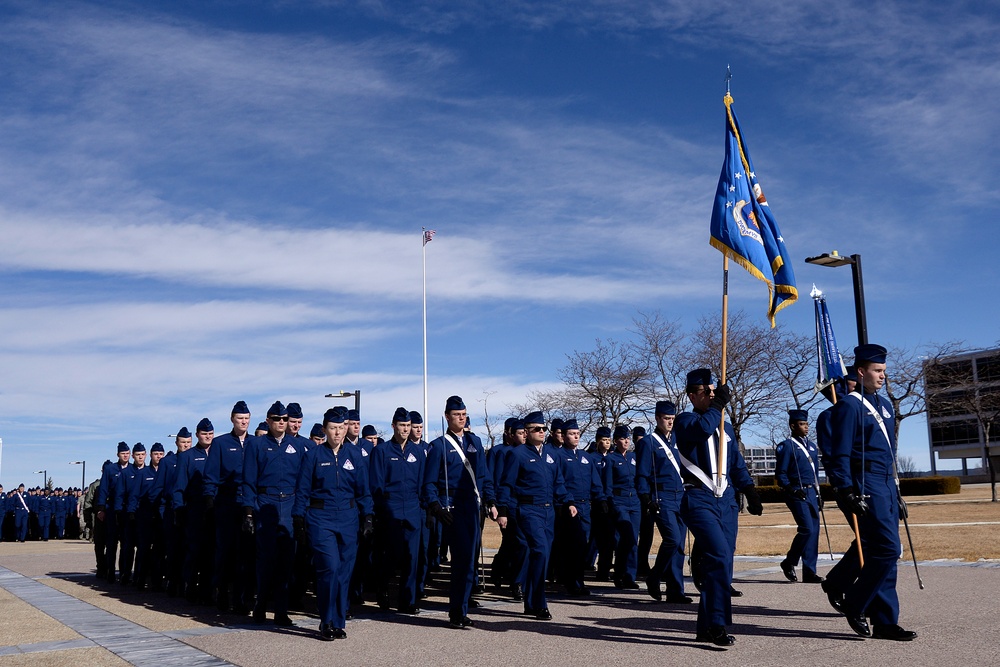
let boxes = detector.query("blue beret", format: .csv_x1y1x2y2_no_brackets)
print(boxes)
287,403,303,419
196,418,214,433
347,409,360,421
445,395,466,411
132,442,146,453
551,418,564,431
362,424,377,437
409,411,423,425
232,400,250,415
255,421,268,432
310,423,325,438
613,425,631,440
633,426,646,438
788,409,809,422
267,401,287,417
655,400,677,416
504,417,517,430
117,441,130,453
323,408,347,425
561,418,579,431
687,368,713,387
151,442,164,453
523,410,545,425
596,426,612,439
854,344,887,364
392,407,411,423
176,427,191,439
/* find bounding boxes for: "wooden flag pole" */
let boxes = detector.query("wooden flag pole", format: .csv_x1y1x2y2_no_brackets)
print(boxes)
718,255,729,490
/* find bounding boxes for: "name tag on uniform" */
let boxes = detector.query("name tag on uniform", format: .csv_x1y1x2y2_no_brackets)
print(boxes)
285,445,297,454
406,453,417,463
145,476,154,481
391,457,399,461
196,456,206,462
229,448,238,452
320,462,332,467
528,458,537,463
344,460,355,471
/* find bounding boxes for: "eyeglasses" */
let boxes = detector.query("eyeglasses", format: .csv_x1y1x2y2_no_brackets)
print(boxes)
528,426,547,433
269,416,289,422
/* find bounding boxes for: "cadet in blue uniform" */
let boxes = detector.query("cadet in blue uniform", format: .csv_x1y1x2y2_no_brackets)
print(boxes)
489,418,527,600
498,411,575,620
162,428,192,596
294,407,373,641
53,489,68,539
409,411,433,601
675,369,762,647
369,407,426,614
117,443,147,585
309,423,326,447
588,430,615,580
603,425,641,589
204,401,253,614
11,484,30,542
37,488,53,541
775,409,824,584
828,345,916,641
349,422,378,608
129,442,165,590
345,409,362,447
242,401,307,626
553,418,605,596
96,442,132,583
174,419,215,604
424,396,498,628
636,401,692,604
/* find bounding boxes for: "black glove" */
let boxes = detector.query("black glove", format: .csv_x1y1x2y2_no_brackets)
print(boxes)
596,499,609,516
429,501,454,527
173,506,187,528
362,514,374,538
710,382,732,411
742,486,763,516
241,509,255,535
203,495,215,512
485,500,496,514
606,497,617,514
792,488,807,501
897,492,908,519
127,512,136,522
836,487,868,517
425,511,436,529
293,515,305,542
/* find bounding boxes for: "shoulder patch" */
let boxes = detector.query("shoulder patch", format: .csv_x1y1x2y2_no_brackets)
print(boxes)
344,459,355,471
285,444,296,454
545,454,554,464
362,449,369,457
582,457,589,465
406,452,417,463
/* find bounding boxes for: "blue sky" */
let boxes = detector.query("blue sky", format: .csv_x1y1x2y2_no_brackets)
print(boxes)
1,0,998,488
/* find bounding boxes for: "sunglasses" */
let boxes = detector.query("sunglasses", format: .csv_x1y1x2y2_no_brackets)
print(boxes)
527,426,547,433
269,416,289,422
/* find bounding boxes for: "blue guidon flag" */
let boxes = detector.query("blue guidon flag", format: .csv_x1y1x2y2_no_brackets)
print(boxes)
811,285,847,392
710,93,797,326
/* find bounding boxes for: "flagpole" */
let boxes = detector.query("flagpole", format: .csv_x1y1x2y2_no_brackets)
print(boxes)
718,255,729,490
422,228,429,431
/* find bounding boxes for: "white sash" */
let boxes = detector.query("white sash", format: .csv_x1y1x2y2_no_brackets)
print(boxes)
677,429,729,498
651,433,681,476
791,437,820,492
848,391,898,482
17,491,29,511
444,433,481,506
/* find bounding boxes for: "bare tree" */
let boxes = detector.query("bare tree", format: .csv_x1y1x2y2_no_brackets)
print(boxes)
558,337,651,429
760,325,827,445
477,390,500,449
897,455,919,478
508,386,603,438
631,311,690,418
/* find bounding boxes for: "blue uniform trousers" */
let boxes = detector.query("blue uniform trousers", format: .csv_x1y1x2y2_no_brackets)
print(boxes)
844,473,900,625
491,515,527,587
784,488,820,574
135,501,161,587
443,500,481,617
118,513,137,583
649,492,687,597
104,511,121,580
14,511,29,542
417,508,430,598
54,514,66,539
681,488,735,634
612,496,641,584
516,504,555,611
38,513,51,540
555,503,591,591
214,496,252,609
183,503,214,599
308,508,358,629
349,528,374,603
255,495,295,616
376,514,421,607
824,501,862,595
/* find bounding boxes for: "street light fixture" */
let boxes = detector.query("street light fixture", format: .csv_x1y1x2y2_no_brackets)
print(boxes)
325,390,361,415
804,251,869,346
33,469,47,489
69,461,86,491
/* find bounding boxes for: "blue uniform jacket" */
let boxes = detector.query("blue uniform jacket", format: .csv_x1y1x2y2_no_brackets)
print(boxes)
602,450,639,504
828,391,897,491
126,465,162,513
499,443,570,510
172,446,211,509
775,437,820,490
241,434,307,510
555,447,605,507
424,431,494,509
293,442,373,519
96,461,129,511
159,452,180,511
368,438,426,525
674,407,754,493
635,431,685,505
203,431,247,503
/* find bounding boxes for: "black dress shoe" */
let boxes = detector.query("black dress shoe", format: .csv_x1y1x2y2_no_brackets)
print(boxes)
510,584,524,601
645,578,663,601
872,624,917,641
377,592,391,610
449,615,475,628
780,560,798,582
274,614,294,627
333,628,347,640
252,609,267,625
845,613,871,637
398,605,419,615
467,598,481,609
535,609,552,620
620,579,640,590
821,580,844,614
523,606,537,615
696,625,736,647
578,585,591,596
319,623,336,641
729,586,743,597
802,572,825,584
665,594,694,604
595,572,610,582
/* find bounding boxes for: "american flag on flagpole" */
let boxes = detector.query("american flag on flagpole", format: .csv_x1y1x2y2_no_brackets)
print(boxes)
423,229,436,246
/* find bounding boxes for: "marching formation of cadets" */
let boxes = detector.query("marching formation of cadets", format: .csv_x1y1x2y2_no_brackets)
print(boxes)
14,347,914,647
0,484,84,543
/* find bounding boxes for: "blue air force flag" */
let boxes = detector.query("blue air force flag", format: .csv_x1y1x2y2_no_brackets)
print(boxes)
812,285,848,392
710,94,797,326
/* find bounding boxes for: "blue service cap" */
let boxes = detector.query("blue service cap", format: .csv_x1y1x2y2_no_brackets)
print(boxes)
255,421,268,433
117,441,130,453
551,418,564,431
854,344,887,364
347,409,360,421
196,418,214,433
287,402,304,419
504,417,517,430
523,410,545,426
633,426,646,438
409,411,423,425
331,406,349,420
232,400,250,415
445,395,466,411
323,408,347,425
132,442,145,453
561,418,579,431
613,425,631,440
655,400,677,416
513,418,525,430
151,442,164,453
392,407,411,423
362,424,377,437
789,409,809,422
176,427,191,439
310,423,325,438
687,368,713,387
845,364,857,377
596,426,612,439
267,401,287,417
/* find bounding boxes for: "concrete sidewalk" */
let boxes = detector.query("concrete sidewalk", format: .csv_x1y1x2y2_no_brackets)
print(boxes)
1,540,997,666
